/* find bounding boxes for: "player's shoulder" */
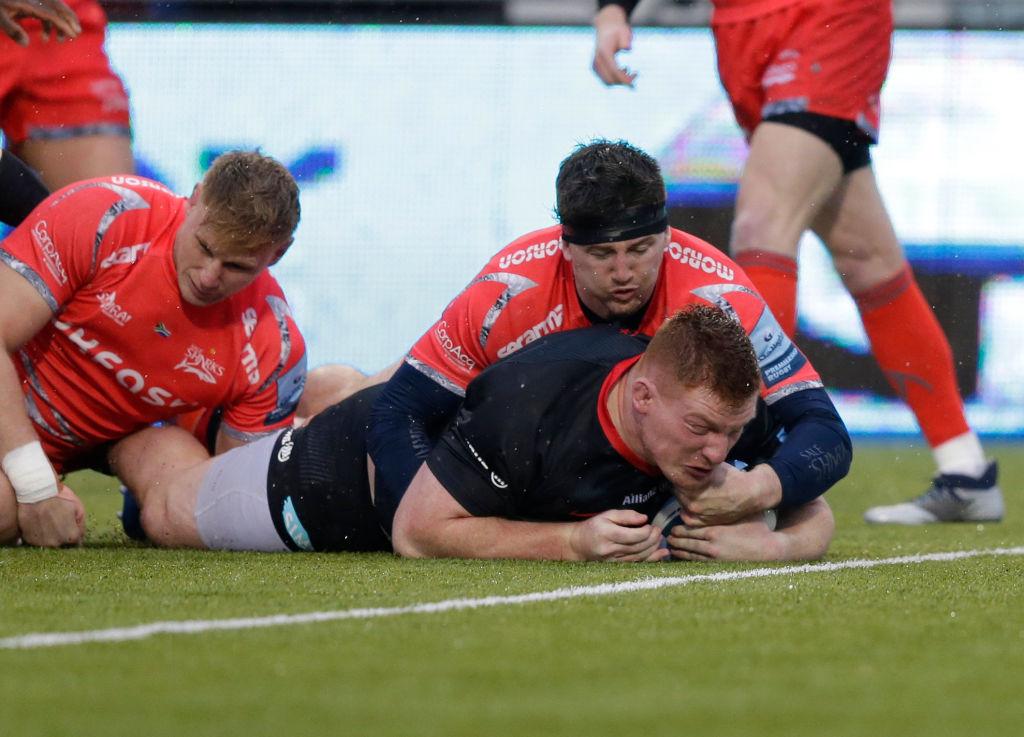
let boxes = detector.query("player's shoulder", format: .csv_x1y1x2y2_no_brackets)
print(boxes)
484,225,564,273
662,227,743,283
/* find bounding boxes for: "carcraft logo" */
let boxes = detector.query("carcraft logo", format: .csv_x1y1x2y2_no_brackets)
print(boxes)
497,238,561,269
98,291,132,326
497,304,564,358
100,242,150,268
434,321,475,371
175,344,225,384
31,221,67,285
666,241,734,281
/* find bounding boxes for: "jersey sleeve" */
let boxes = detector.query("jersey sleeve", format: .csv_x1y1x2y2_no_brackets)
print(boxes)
218,288,307,441
425,366,534,520
0,179,154,313
667,233,823,403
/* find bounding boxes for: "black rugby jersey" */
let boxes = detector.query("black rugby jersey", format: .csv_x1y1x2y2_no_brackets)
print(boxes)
427,326,674,522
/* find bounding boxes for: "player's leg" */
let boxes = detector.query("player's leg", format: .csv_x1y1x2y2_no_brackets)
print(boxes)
108,426,212,547
296,359,400,421
13,134,133,190
730,122,844,335
811,167,1002,524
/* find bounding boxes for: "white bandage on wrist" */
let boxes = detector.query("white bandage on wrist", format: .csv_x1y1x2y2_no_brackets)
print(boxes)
2,441,59,504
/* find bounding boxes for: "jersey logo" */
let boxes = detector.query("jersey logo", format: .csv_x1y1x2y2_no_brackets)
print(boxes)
433,320,476,372
621,487,659,506
154,323,171,338
100,242,151,269
497,237,561,269
666,241,735,281
30,220,68,286
490,472,508,489
98,291,132,326
175,344,225,384
496,304,564,359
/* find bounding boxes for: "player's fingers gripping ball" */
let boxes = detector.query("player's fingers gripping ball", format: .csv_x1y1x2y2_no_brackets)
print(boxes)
653,496,777,555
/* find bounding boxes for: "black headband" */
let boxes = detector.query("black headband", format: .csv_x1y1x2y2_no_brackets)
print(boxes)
560,202,669,245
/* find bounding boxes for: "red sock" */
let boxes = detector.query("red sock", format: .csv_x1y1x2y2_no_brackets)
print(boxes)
854,266,969,447
734,250,799,337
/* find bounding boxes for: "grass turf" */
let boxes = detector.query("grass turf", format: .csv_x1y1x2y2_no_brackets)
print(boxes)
1,441,1021,736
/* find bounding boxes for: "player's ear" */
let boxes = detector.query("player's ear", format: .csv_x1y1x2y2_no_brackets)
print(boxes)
631,377,654,415
268,238,293,266
188,184,202,207
560,238,573,261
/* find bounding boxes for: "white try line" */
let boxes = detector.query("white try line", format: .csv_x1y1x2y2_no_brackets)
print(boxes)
4,546,1023,650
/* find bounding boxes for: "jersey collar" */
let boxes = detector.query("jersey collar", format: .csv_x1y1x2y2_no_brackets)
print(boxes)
597,355,661,476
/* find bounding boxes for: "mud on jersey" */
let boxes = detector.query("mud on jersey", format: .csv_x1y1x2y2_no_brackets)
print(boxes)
0,175,306,471
407,225,821,404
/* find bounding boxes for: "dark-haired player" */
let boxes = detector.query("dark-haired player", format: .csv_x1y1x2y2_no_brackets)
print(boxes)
363,139,850,535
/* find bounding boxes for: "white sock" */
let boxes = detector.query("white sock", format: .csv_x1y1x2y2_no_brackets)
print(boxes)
932,432,987,477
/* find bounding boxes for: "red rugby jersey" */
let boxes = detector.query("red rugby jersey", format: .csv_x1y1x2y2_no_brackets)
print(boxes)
406,225,821,403
1,175,305,471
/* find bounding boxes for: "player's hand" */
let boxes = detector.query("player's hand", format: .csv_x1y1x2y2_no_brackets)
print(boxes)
592,4,637,87
17,484,85,547
666,511,782,562
0,0,81,46
676,463,780,527
569,508,667,562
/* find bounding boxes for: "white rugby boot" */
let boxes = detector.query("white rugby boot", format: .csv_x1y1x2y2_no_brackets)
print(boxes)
864,461,1004,525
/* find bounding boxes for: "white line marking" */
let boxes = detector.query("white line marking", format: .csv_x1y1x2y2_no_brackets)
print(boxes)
3,546,1022,650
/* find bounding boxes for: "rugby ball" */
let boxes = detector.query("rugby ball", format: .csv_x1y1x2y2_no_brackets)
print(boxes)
652,495,779,539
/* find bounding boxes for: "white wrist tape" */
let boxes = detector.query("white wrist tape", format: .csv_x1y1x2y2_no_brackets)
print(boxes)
2,441,60,504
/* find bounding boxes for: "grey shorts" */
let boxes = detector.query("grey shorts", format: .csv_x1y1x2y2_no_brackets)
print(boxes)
195,431,290,552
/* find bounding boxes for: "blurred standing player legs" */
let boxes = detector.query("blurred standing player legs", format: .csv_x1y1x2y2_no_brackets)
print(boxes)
1,0,133,190
591,0,1003,525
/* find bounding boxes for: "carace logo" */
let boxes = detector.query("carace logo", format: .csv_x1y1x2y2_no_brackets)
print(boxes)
175,344,225,384
54,319,189,408
433,320,475,371
100,242,151,269
496,304,564,358
666,241,735,281
30,220,68,286
497,238,561,269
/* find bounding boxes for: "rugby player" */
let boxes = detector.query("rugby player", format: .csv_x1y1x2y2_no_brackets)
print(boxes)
0,150,306,547
592,0,1002,524
364,140,851,534
107,306,845,562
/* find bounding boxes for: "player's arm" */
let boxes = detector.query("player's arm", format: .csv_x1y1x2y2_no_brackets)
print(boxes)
667,497,835,562
365,361,463,534
592,1,640,86
0,260,82,546
0,0,81,46
215,297,308,455
392,462,666,562
680,387,851,526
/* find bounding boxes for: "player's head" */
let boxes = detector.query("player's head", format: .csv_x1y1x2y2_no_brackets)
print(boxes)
173,150,300,306
555,140,670,320
629,305,760,493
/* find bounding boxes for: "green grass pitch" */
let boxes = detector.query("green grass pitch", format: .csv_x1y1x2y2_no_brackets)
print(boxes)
2,441,1022,737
